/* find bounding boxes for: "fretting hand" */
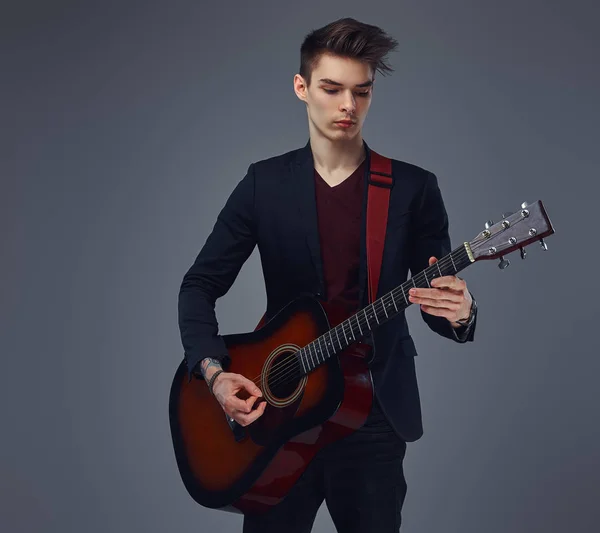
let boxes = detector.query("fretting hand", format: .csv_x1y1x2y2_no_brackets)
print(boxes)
408,256,473,328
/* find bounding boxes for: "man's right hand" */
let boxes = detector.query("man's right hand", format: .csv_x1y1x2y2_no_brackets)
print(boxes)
211,372,266,427
195,357,266,427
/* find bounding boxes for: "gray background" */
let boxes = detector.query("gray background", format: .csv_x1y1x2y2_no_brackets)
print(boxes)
2,0,599,532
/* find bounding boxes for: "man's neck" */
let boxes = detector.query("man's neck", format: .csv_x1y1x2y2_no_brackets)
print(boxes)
309,133,366,174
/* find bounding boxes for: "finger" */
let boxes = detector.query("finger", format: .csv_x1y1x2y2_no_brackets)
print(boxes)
420,304,454,320
236,375,263,397
409,288,462,303
428,256,438,265
416,298,460,311
235,400,267,427
243,395,259,411
431,276,466,290
225,395,253,414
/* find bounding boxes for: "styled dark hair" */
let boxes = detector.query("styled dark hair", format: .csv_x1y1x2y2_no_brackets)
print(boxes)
299,18,399,86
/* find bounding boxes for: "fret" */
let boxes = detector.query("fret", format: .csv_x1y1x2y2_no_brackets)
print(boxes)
309,343,316,367
355,314,363,336
318,336,326,360
295,246,477,378
341,321,348,343
342,322,349,344
299,350,306,374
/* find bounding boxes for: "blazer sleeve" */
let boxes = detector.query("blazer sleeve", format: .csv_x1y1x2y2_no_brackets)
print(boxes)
178,163,258,379
408,171,476,343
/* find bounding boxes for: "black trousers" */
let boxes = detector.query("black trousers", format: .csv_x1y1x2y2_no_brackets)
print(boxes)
242,397,408,533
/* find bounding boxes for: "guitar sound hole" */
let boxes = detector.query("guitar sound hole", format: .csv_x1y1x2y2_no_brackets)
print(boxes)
267,351,302,399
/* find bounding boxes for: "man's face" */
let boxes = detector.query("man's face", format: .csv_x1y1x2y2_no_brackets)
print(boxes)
294,53,374,142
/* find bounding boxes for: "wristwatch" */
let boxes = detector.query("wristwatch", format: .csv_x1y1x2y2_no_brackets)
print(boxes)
455,297,477,327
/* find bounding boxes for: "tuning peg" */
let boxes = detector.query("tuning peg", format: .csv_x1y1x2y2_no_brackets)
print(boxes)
539,238,548,251
520,247,527,259
484,220,494,229
521,201,529,209
498,256,510,269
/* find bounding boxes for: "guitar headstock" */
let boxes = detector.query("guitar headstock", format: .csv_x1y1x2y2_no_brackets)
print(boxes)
468,201,555,268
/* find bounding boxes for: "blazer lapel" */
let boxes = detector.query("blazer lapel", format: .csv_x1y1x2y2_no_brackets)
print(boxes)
289,140,325,297
289,139,375,309
358,140,372,308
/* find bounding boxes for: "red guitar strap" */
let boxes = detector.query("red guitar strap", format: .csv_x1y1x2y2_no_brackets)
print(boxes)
366,150,393,304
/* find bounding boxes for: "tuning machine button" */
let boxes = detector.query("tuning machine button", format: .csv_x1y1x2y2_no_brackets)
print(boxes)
520,247,527,259
498,256,510,269
539,238,548,251
521,202,529,209
484,220,494,229
502,211,514,229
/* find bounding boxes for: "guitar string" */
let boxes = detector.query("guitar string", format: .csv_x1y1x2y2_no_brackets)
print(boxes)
245,232,519,394
254,248,473,393
250,230,523,394
248,234,520,394
243,247,473,392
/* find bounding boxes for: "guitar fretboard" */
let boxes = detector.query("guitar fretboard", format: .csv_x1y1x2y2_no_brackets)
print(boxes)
295,243,474,374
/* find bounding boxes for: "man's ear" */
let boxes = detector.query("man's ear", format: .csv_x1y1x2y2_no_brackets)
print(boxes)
293,74,308,102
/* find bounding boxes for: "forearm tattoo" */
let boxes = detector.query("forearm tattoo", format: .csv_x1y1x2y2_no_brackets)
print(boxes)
199,357,223,380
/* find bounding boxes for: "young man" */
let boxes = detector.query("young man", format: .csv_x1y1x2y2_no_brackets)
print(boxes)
178,17,477,533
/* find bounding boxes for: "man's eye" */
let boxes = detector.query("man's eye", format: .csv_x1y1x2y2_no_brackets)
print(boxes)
323,88,370,96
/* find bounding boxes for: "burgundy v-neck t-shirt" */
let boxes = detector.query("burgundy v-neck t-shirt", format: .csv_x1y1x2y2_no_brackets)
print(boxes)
314,160,365,315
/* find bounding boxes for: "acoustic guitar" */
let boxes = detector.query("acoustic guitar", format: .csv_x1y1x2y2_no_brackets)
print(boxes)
169,200,554,516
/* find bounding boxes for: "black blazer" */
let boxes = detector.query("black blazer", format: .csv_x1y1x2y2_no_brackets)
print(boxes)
178,139,477,442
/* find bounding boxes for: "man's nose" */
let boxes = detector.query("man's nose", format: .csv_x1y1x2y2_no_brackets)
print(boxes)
340,92,356,114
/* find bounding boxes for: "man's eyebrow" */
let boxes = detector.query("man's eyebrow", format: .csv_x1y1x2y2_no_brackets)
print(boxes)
318,78,373,88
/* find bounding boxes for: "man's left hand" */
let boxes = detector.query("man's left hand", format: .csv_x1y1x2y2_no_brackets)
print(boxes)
408,256,472,328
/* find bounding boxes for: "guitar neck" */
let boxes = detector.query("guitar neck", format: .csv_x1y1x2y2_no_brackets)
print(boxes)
296,243,475,375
